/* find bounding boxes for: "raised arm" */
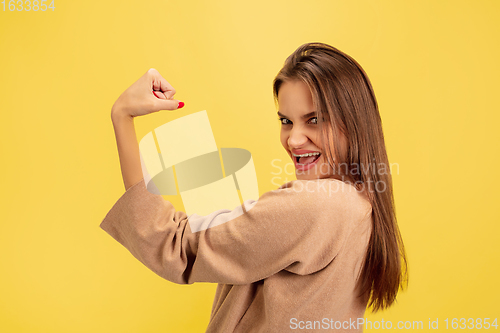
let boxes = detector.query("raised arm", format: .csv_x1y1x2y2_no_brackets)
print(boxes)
111,112,143,190
109,68,184,190
100,176,373,285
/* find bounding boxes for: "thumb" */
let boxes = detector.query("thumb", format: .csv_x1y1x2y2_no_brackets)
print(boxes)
157,99,185,110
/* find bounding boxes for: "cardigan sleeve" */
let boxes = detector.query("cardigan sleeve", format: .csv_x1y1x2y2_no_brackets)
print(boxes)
99,177,372,285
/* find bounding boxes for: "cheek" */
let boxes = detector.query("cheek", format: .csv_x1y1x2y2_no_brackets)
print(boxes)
308,128,322,149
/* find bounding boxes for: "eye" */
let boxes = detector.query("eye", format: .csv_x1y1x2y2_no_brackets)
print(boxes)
309,117,318,125
279,117,292,125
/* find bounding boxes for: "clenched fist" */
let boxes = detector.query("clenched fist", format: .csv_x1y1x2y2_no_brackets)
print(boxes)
111,68,184,118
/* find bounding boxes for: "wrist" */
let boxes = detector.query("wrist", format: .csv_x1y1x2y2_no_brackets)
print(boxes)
111,106,133,123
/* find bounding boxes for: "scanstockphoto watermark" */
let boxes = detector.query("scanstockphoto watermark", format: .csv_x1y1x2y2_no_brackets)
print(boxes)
289,317,424,330
270,159,400,195
270,177,391,196
290,317,499,330
271,159,400,178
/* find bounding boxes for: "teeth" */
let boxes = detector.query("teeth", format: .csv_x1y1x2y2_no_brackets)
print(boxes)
292,152,321,157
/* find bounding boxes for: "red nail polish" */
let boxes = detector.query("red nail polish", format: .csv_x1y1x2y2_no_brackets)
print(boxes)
153,91,159,98
178,101,185,109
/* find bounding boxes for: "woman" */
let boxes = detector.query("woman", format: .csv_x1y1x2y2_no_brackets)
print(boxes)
100,42,407,332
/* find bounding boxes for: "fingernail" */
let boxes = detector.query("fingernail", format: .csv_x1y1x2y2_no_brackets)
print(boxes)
153,91,159,98
178,101,185,109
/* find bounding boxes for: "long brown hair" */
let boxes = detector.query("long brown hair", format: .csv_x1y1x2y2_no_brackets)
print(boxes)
273,42,408,312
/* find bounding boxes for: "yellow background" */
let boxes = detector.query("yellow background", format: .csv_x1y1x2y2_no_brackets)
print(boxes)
1,0,499,332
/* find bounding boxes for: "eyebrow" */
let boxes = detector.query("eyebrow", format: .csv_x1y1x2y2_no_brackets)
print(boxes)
277,111,318,120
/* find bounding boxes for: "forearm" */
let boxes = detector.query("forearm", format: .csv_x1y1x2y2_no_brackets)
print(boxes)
111,108,143,191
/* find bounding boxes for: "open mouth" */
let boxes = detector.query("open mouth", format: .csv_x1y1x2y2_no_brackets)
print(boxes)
294,152,321,165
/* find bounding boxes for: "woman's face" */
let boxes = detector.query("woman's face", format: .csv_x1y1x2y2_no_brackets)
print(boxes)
278,80,334,180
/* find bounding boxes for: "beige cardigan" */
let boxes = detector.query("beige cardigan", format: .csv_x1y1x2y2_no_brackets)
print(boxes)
100,177,373,332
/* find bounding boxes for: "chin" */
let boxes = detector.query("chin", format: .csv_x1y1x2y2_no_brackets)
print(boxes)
293,157,332,180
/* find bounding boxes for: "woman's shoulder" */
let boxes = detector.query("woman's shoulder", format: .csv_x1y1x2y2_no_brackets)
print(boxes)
264,178,372,220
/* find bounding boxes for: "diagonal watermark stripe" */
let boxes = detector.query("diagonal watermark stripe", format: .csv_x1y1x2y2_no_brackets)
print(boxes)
138,110,259,232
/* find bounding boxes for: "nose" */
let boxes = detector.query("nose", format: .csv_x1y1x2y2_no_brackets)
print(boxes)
287,125,309,149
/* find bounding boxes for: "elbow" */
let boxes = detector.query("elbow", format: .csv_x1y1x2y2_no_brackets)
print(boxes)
141,227,196,285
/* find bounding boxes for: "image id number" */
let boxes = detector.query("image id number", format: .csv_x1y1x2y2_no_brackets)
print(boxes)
2,0,55,11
